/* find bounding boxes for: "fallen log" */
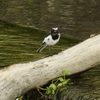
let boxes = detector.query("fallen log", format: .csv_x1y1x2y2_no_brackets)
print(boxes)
0,35,100,100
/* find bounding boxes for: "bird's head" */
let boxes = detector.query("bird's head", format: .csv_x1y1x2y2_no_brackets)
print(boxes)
51,27,58,33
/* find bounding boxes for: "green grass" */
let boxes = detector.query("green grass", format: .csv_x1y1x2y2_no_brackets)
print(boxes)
0,19,81,68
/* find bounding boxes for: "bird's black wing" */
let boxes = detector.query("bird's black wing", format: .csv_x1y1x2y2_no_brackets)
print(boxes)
46,32,51,37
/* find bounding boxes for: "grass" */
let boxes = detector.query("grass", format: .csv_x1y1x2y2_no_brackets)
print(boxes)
0,19,81,68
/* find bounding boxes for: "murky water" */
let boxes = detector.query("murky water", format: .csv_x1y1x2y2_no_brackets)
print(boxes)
0,0,99,67
0,20,80,68
0,26,37,67
0,0,100,39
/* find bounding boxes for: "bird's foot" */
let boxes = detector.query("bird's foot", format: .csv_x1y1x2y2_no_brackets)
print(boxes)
46,52,59,57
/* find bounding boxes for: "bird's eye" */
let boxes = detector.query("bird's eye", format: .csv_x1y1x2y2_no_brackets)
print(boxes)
48,38,49,41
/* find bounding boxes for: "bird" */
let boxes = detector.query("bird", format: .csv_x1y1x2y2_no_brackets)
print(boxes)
36,27,60,53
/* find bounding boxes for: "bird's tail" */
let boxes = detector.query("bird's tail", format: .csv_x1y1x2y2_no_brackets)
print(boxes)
36,43,47,52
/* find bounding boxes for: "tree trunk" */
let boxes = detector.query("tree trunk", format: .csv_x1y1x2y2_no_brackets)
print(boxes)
0,35,100,100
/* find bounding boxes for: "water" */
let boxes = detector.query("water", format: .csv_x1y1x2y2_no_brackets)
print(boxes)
0,0,100,39
0,21,46,67
1,0,100,67
0,20,80,68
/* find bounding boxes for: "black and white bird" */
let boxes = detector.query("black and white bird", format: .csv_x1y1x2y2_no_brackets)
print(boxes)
36,27,60,52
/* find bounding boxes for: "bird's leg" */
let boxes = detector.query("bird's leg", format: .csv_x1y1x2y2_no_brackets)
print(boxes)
48,46,58,56
48,46,51,53
52,45,59,55
51,46,54,52
47,46,53,56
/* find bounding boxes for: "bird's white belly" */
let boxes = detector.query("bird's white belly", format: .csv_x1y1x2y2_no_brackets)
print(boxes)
43,35,60,46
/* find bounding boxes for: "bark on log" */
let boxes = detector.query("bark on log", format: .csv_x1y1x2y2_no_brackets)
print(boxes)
0,35,100,100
